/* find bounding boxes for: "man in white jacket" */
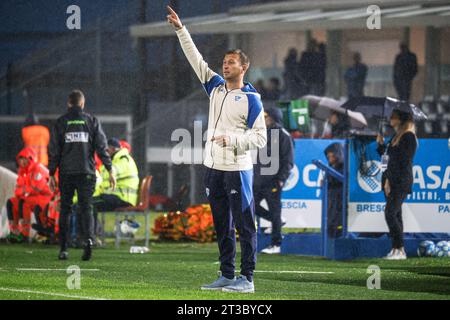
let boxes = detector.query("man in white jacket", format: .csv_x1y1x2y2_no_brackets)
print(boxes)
168,6,267,293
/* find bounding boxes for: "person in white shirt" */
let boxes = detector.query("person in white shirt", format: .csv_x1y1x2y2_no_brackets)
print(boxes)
167,6,267,293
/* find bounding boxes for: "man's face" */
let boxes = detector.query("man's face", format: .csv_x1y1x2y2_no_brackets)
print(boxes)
107,146,118,156
18,157,29,168
264,113,274,127
326,152,337,166
223,54,246,81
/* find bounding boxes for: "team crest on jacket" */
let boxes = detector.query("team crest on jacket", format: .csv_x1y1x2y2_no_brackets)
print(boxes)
235,96,241,101
35,173,42,181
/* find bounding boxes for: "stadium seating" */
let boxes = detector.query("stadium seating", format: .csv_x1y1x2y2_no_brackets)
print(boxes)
416,96,450,138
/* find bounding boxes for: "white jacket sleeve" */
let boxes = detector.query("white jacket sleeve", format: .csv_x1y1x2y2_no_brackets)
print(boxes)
231,95,267,152
176,26,223,91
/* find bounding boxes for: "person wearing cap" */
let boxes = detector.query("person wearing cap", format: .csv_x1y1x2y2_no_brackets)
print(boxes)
254,107,294,254
93,138,139,225
48,90,115,261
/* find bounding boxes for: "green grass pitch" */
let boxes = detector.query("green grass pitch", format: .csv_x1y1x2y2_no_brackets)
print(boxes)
1,241,449,300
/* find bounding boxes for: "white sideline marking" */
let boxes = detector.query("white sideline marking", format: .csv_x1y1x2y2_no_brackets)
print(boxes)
254,270,334,274
16,268,100,272
0,287,107,300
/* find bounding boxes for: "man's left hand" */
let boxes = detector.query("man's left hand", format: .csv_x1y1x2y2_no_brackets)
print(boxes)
109,168,117,191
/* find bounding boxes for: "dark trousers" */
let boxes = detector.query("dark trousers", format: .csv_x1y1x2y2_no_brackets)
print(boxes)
93,194,130,212
254,181,282,246
204,168,256,281
327,186,343,238
384,192,407,249
394,79,412,101
93,194,131,234
59,174,96,250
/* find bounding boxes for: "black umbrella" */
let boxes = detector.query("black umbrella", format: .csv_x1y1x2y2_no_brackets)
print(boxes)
341,96,427,120
341,96,428,133
302,95,367,129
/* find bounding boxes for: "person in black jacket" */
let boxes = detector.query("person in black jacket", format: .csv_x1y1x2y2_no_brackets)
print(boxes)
324,142,344,238
254,107,294,254
376,109,417,260
48,90,116,261
393,43,418,102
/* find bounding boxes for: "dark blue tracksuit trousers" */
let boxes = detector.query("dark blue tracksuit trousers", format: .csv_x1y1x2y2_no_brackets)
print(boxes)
204,167,256,281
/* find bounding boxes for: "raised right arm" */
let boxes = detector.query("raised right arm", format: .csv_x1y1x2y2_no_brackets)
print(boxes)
167,6,224,95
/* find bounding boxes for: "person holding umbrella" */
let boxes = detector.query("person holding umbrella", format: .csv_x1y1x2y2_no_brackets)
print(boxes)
376,109,417,260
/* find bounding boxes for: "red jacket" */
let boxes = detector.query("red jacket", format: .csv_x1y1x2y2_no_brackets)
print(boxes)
14,147,52,200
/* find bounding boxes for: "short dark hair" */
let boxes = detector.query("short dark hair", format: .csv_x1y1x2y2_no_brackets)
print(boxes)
68,90,85,106
224,49,250,66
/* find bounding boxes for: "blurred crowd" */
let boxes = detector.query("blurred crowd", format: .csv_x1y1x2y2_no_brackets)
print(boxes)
255,40,418,103
4,115,138,245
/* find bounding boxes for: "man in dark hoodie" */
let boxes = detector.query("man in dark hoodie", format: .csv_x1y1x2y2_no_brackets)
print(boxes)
254,107,294,254
324,142,344,238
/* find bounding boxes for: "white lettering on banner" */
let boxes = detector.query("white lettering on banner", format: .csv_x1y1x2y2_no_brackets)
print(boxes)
444,166,450,189
65,132,89,143
260,200,322,228
408,191,439,201
303,164,322,188
413,165,450,190
426,166,441,189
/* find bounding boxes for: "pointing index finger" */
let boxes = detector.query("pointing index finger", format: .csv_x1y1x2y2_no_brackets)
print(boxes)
167,5,176,15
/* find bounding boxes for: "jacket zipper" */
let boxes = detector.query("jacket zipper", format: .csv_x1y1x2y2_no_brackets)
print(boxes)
210,86,235,169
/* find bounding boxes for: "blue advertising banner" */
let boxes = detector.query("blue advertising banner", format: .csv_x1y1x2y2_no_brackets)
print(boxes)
266,139,344,228
348,138,450,232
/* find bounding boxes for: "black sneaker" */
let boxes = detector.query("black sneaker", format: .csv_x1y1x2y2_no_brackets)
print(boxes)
58,251,69,260
81,239,93,261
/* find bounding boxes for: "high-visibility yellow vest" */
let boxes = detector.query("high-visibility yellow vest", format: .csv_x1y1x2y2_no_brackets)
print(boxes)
99,148,139,206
